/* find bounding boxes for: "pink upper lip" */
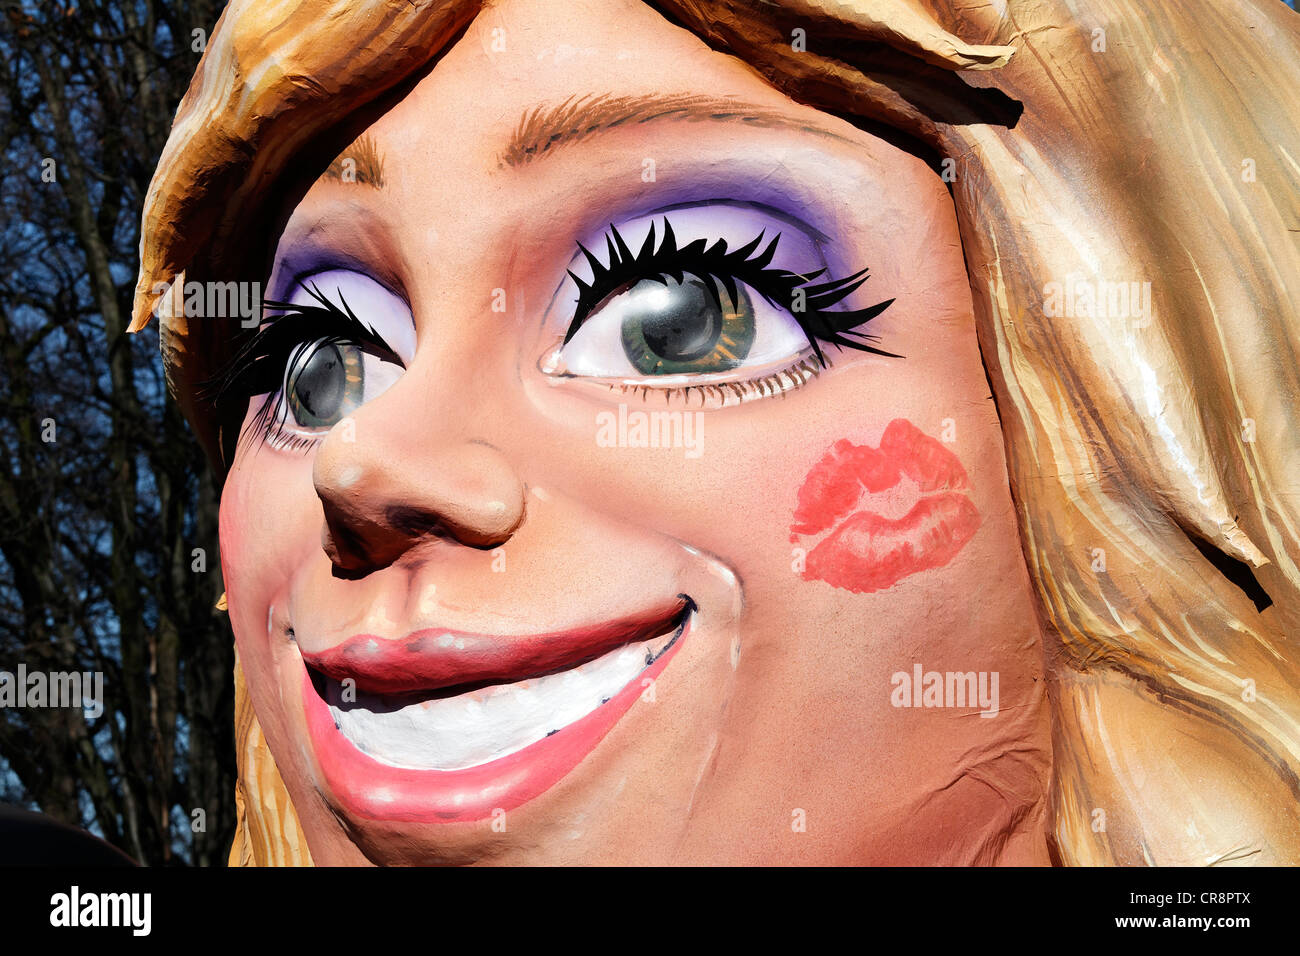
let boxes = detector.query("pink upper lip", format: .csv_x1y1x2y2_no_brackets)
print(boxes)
300,597,693,695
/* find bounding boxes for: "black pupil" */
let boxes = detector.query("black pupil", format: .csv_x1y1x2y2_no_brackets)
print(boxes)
636,278,722,361
293,344,345,420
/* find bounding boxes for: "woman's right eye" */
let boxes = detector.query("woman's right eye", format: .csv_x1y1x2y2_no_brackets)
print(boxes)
284,340,368,429
266,268,414,442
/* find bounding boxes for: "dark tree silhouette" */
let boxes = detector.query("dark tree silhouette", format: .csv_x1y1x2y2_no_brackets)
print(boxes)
0,0,233,866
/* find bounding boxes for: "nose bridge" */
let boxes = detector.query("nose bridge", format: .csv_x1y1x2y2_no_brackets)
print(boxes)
312,391,526,571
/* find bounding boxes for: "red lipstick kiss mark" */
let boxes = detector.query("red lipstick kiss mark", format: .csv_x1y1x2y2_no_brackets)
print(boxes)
790,419,981,593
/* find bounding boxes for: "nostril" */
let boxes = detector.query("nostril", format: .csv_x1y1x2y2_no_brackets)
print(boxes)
321,510,415,575
384,506,456,542
381,503,517,551
320,520,371,573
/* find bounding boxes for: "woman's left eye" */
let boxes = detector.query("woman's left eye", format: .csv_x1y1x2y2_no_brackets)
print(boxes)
620,275,755,375
566,272,806,378
543,209,895,392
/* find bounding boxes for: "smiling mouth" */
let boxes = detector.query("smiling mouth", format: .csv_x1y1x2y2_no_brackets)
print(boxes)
309,616,685,771
295,596,694,820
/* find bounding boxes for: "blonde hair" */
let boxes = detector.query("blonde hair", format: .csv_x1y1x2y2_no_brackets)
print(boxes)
136,0,1300,865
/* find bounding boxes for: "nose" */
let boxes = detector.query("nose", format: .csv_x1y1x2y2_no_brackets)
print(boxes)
312,411,526,573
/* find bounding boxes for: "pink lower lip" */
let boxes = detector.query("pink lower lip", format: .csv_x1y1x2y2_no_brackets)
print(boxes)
300,616,690,824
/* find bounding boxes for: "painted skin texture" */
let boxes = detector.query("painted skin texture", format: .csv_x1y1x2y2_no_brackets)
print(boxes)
219,0,1054,864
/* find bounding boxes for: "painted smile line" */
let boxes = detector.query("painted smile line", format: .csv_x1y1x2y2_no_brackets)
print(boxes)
298,598,693,823
789,419,981,594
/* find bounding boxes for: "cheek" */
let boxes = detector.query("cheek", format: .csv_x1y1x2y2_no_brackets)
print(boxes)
219,452,322,643
593,372,992,597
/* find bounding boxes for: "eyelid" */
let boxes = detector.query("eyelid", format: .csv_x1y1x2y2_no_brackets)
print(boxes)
284,269,418,364
558,210,828,344
282,264,412,313
548,352,832,411
561,203,829,288
271,202,410,307
566,199,831,267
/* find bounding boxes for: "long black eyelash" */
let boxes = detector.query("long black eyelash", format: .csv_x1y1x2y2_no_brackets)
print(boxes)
202,283,404,441
564,218,901,366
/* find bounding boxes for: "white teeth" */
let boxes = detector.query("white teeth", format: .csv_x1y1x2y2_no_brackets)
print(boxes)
324,629,678,771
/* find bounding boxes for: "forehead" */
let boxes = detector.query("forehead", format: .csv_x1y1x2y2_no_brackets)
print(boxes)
305,0,914,231
335,0,846,176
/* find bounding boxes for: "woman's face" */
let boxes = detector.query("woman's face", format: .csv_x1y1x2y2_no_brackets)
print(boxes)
219,0,1051,864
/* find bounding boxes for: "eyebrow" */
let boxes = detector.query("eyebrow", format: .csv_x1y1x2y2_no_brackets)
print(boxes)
500,92,855,168
320,133,386,188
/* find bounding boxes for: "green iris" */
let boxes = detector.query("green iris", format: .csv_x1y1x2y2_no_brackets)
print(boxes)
619,276,756,375
286,341,364,428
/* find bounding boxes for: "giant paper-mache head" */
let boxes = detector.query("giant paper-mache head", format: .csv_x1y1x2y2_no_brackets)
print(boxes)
135,0,1300,866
